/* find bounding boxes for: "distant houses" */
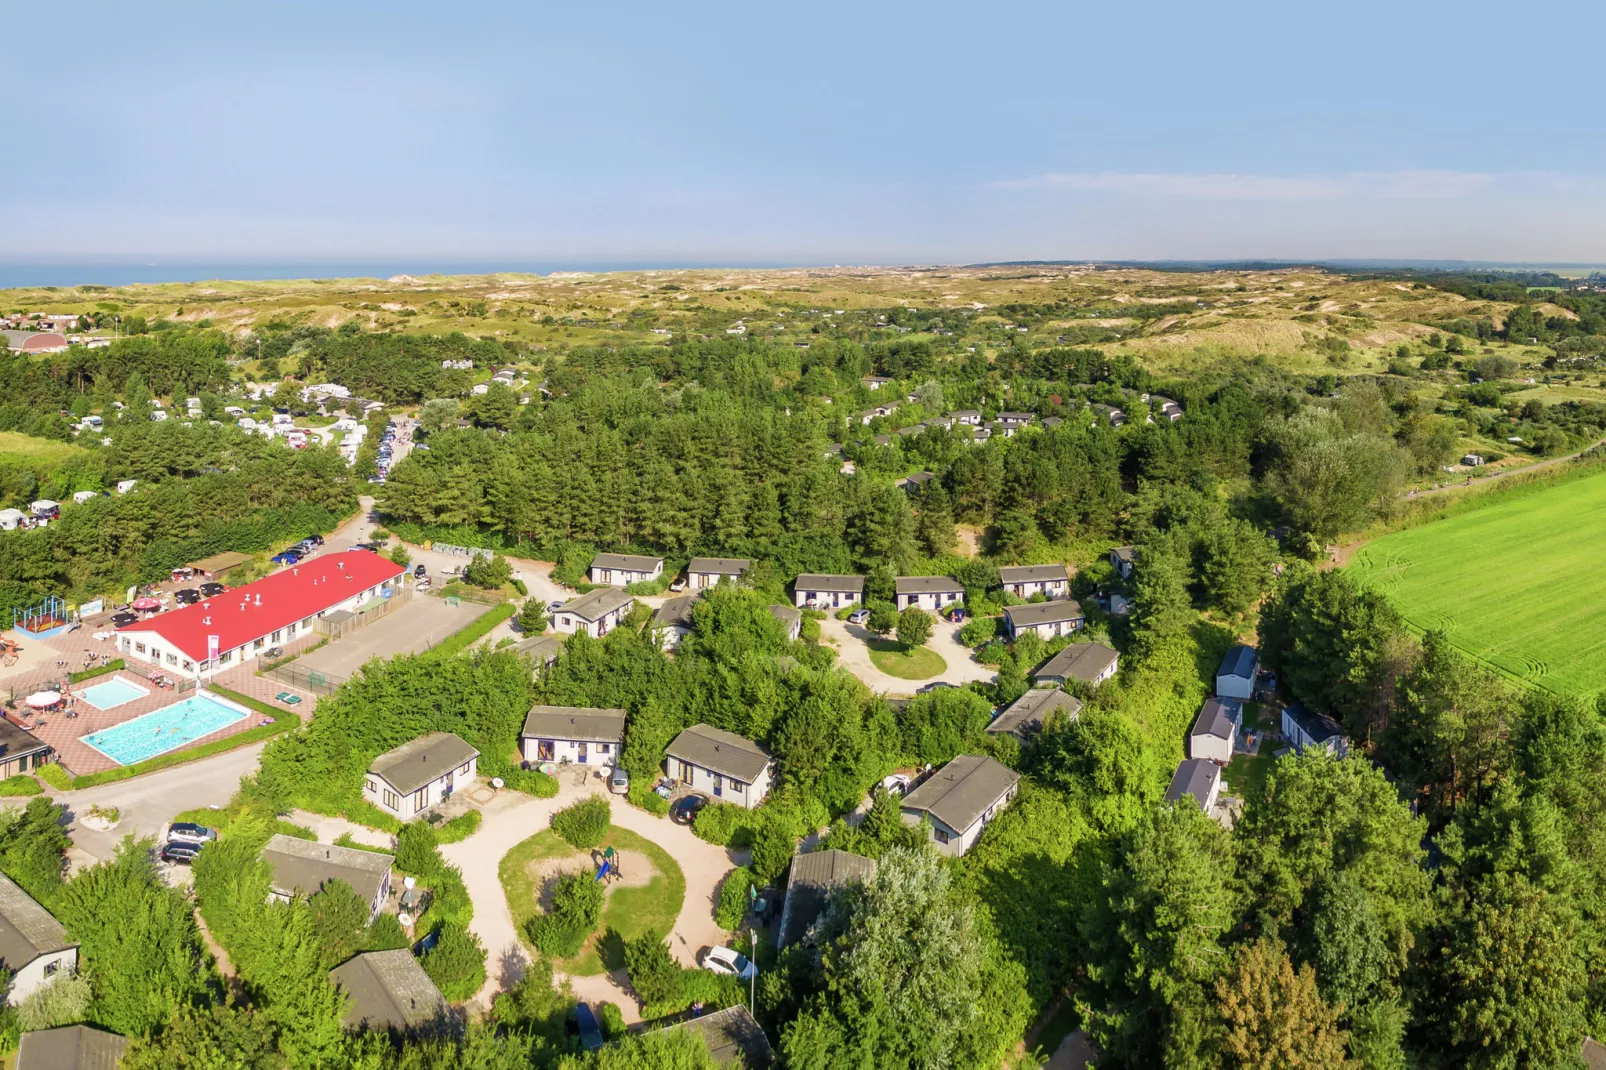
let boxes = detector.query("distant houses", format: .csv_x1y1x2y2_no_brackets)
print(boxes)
688,558,750,589
1109,546,1135,581
588,553,663,587
768,605,802,641
1166,758,1222,813
665,724,774,809
793,574,864,609
1033,642,1119,687
365,732,479,822
894,576,964,612
1282,703,1350,757
1188,697,1241,764
997,564,1069,600
552,588,634,638
652,593,699,650
1002,600,1084,640
899,754,1019,857
522,706,626,767
0,872,78,1005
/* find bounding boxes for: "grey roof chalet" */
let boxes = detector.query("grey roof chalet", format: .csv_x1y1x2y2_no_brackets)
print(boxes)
1166,758,1219,809
873,434,892,447
1036,642,1119,683
369,732,479,796
329,950,449,1034
559,586,634,621
512,634,562,668
16,1025,128,1070
1111,545,1135,566
779,849,877,948
900,754,1019,834
1003,600,1085,628
522,706,627,744
1218,644,1257,681
895,575,964,595
1041,416,1063,428
687,557,750,577
769,604,801,630
0,872,74,975
794,574,864,595
896,424,923,438
1284,703,1345,745
260,834,394,905
666,1004,774,1067
901,470,936,487
591,552,661,572
653,593,700,630
1192,698,1240,742
666,724,772,784
996,411,1035,423
989,688,1082,737
997,564,1069,585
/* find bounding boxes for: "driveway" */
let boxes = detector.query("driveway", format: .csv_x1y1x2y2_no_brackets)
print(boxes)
438,775,739,1021
818,617,996,696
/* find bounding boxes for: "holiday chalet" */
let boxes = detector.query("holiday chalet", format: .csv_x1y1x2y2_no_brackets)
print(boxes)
116,552,406,678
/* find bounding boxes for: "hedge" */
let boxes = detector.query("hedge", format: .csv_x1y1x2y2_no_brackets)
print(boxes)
551,796,610,849
69,659,124,684
0,775,43,797
435,810,482,843
715,867,754,930
70,685,297,789
344,799,403,834
500,767,559,798
429,602,517,659
34,764,71,792
628,783,670,816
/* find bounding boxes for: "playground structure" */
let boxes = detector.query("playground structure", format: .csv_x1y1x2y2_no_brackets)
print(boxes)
593,846,622,884
12,596,72,640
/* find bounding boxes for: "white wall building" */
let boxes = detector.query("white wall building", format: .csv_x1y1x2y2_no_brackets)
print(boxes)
521,706,626,766
364,732,479,822
665,724,774,809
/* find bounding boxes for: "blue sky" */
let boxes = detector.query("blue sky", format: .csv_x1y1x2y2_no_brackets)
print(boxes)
9,0,1606,266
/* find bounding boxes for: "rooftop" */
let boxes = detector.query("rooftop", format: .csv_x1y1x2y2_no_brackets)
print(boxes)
687,557,751,576
794,574,864,594
778,849,877,948
16,1025,128,1070
900,754,1019,833
1218,644,1258,680
664,1005,774,1067
118,552,405,662
1003,600,1084,627
329,950,449,1034
187,550,254,574
369,732,479,796
591,552,662,572
997,564,1069,584
895,575,963,594
768,604,801,628
1035,642,1119,684
989,688,1081,737
1284,702,1345,744
666,723,772,783
1191,698,1241,742
0,872,74,974
653,593,699,630
260,834,393,905
1165,758,1220,809
522,706,627,743
559,586,634,622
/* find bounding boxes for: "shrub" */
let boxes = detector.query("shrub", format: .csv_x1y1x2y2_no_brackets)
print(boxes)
417,864,473,933
435,810,481,844
551,796,610,849
511,578,528,597
364,912,412,952
463,554,512,590
691,802,760,847
395,821,442,877
0,776,41,797
84,804,119,823
420,923,488,1001
623,929,682,1007
750,822,795,884
16,973,93,1031
34,764,70,792
598,1001,626,1039
343,799,402,834
628,783,669,816
959,616,999,648
501,767,559,797
526,870,606,958
715,867,754,930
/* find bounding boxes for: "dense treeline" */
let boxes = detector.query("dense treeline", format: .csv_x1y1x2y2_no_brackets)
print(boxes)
259,324,506,402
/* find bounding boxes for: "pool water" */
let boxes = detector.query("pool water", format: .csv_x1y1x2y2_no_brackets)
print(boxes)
80,691,251,766
78,677,150,711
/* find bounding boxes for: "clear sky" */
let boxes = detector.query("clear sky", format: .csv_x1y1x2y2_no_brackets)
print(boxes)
9,0,1606,267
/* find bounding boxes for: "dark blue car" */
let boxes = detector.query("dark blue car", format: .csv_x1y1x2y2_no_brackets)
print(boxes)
271,551,302,565
572,1003,604,1051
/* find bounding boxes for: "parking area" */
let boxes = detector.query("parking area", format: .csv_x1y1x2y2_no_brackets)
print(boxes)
290,595,490,679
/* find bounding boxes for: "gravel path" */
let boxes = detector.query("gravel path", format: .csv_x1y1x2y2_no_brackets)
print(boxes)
817,617,997,695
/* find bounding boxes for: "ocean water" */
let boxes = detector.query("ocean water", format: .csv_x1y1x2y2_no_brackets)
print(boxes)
0,260,805,289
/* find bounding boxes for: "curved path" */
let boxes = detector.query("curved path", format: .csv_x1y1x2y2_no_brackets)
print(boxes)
438,775,739,1021
818,617,996,695
1411,436,1606,499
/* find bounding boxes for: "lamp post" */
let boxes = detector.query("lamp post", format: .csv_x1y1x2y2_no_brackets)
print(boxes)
749,929,757,1014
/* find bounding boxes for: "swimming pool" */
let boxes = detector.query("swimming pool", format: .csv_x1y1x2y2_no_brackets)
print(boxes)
80,691,251,766
78,677,150,711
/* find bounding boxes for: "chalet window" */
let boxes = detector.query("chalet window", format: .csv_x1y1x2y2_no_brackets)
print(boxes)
43,961,58,978
730,780,746,793
219,650,232,664
413,789,427,810
383,789,399,810
598,743,611,754
271,630,282,642
253,638,265,650
458,763,470,775
135,642,146,654
286,623,296,637
934,828,950,844
182,660,193,671
366,779,377,794
166,653,178,666
302,617,313,629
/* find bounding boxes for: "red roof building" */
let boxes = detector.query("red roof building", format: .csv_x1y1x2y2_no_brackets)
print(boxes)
116,552,404,676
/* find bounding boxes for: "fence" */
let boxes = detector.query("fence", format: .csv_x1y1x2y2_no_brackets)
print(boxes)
431,542,495,561
265,663,347,697
122,661,198,693
315,584,414,640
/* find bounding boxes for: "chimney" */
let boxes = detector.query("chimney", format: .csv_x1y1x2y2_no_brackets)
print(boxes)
255,594,262,606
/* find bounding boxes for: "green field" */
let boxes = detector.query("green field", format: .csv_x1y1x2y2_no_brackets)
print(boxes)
0,431,87,462
1349,468,1606,696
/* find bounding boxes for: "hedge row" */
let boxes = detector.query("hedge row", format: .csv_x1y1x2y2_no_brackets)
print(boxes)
429,602,517,659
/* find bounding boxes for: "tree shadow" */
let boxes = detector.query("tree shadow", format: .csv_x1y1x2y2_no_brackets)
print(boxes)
598,926,626,972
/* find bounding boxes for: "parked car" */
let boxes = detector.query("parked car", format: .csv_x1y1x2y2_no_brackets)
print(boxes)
271,551,302,565
569,1004,605,1052
669,579,686,592
414,564,427,578
848,608,870,625
160,841,204,865
547,600,566,613
166,822,218,845
609,767,630,794
304,534,325,545
670,794,708,825
917,681,955,694
879,773,912,797
700,946,757,980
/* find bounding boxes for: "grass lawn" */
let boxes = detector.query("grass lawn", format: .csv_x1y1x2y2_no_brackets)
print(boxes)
866,637,947,680
1225,703,1277,806
0,430,88,462
500,825,685,977
1349,465,1606,697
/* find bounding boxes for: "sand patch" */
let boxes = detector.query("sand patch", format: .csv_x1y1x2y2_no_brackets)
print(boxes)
526,848,655,911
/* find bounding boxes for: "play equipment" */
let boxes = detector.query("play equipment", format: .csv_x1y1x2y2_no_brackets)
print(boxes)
13,596,71,639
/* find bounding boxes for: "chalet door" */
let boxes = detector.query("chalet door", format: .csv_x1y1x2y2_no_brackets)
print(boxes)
577,742,588,763
712,775,723,798
678,760,694,782
538,740,554,762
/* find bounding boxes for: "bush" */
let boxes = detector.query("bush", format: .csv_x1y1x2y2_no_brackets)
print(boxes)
598,1001,626,1039
435,810,481,844
511,578,528,597
344,799,402,834
628,783,669,816
429,602,517,658
750,822,795,884
715,867,754,930
0,776,41,797
551,796,611,849
959,616,1000,648
68,659,124,684
396,821,442,877
501,767,559,797
420,923,487,1001
526,871,605,958
34,764,70,792
692,802,760,847
463,554,513,590
16,973,93,1031
623,929,682,1007
363,912,411,952
417,864,473,933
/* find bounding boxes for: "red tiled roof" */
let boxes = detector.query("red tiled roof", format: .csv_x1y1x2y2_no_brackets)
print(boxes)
118,552,404,662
